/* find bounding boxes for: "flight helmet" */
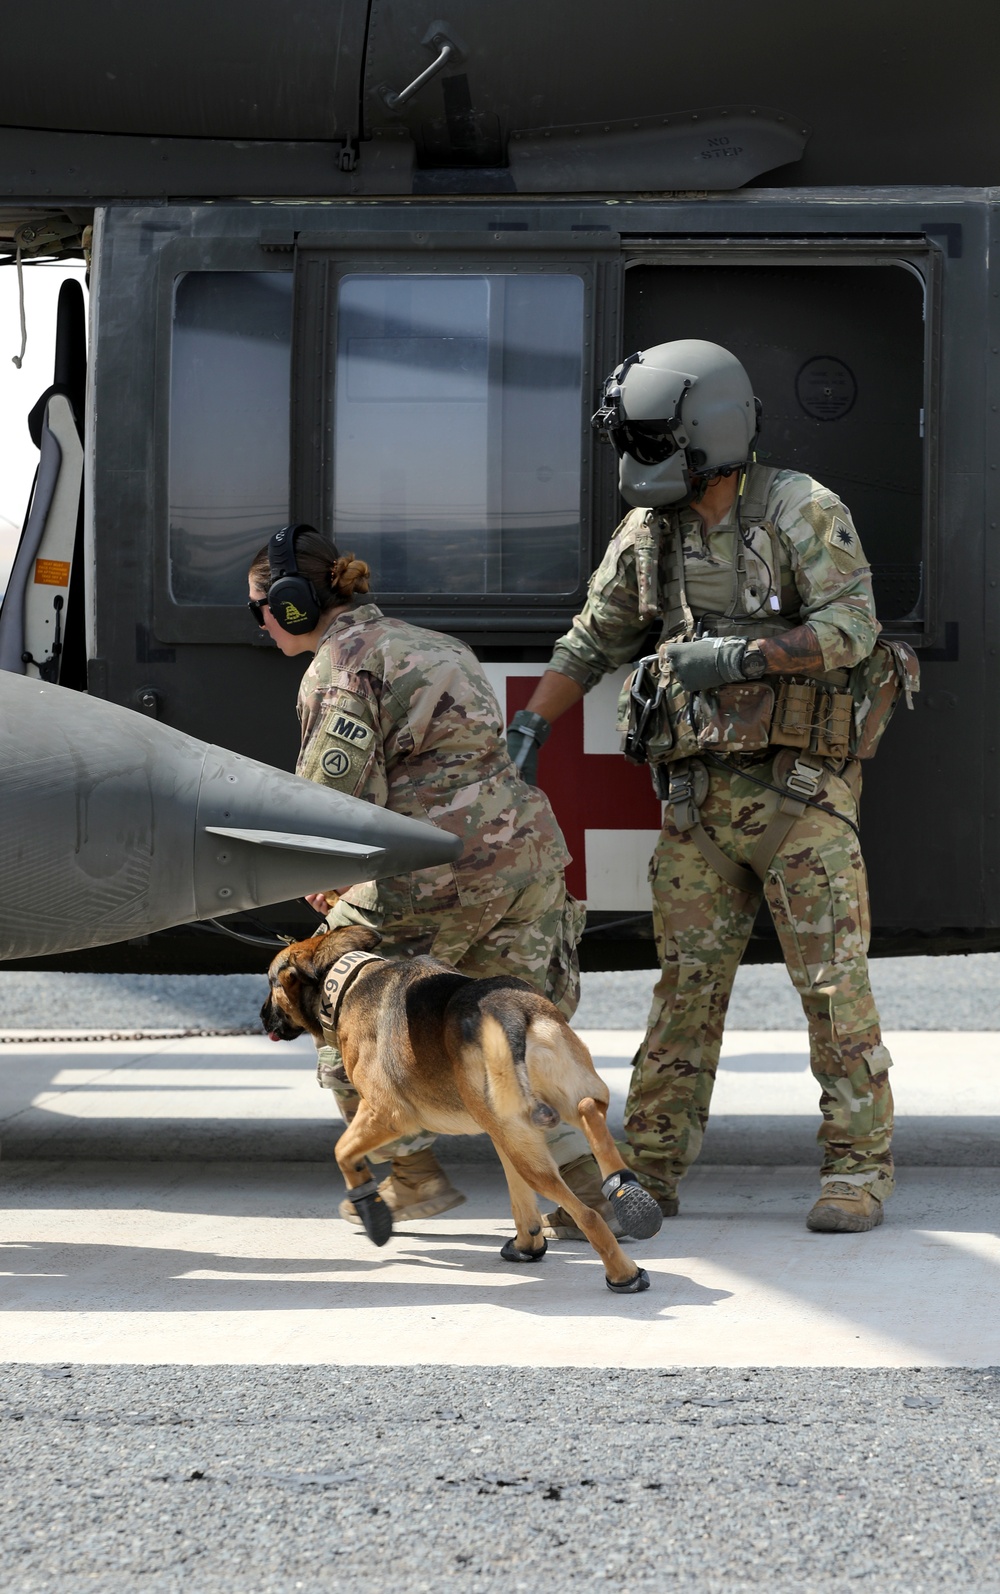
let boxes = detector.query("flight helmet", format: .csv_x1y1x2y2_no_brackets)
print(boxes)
592,339,760,508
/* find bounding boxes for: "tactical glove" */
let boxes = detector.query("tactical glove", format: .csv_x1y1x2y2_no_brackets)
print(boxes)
663,636,750,693
506,708,551,786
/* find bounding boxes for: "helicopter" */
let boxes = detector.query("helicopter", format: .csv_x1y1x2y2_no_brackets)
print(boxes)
0,1,994,972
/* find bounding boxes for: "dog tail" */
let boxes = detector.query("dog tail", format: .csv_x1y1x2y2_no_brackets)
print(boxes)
478,1012,558,1127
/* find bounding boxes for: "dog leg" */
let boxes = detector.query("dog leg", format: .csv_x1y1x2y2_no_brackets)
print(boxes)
495,1149,547,1264
494,1140,649,1294
576,1096,663,1241
334,1101,399,1247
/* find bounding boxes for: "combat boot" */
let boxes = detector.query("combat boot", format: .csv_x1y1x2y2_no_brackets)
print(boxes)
540,1154,625,1240
338,1147,466,1225
806,1181,884,1233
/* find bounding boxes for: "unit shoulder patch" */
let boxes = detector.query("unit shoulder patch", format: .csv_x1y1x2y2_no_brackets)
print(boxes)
310,700,377,790
824,514,863,572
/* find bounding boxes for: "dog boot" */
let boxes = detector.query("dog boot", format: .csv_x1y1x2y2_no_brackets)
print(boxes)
806,1181,884,1233
338,1147,466,1225
540,1154,625,1241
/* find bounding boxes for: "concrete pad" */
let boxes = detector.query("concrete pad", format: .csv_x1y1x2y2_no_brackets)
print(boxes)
1,1159,999,1368
2,1030,999,1163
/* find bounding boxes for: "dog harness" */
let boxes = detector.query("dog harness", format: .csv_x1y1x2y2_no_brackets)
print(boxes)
318,949,384,1034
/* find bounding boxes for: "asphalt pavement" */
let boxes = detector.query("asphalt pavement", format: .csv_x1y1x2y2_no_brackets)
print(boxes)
2,1363,999,1592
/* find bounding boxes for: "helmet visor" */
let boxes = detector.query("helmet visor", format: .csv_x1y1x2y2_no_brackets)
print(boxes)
608,420,680,466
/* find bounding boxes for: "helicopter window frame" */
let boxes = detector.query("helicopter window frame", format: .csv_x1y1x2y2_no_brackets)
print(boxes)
290,230,620,635
620,236,943,649
153,240,296,647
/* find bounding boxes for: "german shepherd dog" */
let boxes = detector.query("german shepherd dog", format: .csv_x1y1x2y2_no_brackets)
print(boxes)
261,925,662,1294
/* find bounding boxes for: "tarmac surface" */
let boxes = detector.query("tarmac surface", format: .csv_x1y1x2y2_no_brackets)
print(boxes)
2,963,1000,1589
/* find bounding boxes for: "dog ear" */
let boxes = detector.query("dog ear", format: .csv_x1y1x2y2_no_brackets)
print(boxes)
319,923,382,958
274,934,328,987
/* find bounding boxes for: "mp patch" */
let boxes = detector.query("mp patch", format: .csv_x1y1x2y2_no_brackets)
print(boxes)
326,711,374,751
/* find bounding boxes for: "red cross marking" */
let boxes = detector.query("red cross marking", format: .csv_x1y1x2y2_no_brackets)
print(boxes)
506,676,662,900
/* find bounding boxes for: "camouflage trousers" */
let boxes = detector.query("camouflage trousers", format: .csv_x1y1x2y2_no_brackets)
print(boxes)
623,755,894,1202
317,872,589,1167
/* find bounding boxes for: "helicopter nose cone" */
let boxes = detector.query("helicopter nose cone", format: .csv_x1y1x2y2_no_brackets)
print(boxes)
0,674,462,960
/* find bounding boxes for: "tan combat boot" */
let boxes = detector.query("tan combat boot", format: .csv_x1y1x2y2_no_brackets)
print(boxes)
543,1158,679,1239
339,1147,466,1225
540,1154,625,1241
806,1181,884,1233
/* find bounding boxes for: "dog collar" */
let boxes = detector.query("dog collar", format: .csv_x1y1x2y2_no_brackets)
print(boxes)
319,949,383,1033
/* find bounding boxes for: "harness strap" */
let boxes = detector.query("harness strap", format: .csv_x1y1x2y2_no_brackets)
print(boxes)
667,763,760,897
746,753,827,880
690,822,760,896
319,949,384,1033
739,461,780,525
667,751,832,894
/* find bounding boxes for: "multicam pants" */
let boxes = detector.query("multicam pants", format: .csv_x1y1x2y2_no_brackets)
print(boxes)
623,755,894,1202
317,872,589,1166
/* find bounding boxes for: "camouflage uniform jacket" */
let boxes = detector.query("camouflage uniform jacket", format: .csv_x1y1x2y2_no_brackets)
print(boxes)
297,603,570,921
549,465,880,689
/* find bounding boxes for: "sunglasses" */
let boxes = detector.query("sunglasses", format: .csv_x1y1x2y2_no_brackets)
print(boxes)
247,597,270,627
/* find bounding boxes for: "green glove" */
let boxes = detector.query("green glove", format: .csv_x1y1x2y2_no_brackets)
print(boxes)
663,637,748,692
506,708,551,786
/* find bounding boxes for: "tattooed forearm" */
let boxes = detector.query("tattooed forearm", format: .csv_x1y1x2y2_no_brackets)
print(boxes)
757,624,826,676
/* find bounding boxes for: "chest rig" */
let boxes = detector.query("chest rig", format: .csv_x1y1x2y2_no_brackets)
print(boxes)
620,464,918,894
633,463,789,639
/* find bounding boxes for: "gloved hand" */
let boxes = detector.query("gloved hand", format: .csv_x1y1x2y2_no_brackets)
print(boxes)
663,636,749,693
506,708,551,786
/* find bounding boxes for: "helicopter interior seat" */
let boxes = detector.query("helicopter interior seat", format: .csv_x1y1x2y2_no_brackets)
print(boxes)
0,278,86,683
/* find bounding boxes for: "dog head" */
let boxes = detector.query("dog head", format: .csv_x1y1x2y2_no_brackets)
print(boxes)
260,924,382,1043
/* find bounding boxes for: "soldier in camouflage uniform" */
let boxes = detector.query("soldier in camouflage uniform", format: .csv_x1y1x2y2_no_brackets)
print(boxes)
508,340,904,1234
249,527,609,1237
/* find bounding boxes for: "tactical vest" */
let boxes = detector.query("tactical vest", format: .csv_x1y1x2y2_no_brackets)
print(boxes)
619,464,919,773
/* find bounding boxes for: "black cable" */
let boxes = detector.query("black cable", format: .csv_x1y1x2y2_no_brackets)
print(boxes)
581,913,651,937
188,918,291,951
701,751,862,843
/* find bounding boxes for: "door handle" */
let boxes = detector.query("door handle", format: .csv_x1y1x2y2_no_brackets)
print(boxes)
381,24,465,112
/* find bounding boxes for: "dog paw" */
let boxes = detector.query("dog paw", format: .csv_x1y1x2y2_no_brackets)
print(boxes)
601,1172,663,1240
500,1237,548,1264
605,1267,650,1294
349,1181,394,1247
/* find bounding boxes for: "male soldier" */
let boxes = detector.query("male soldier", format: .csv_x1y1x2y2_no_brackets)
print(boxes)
507,339,900,1234
249,528,625,1240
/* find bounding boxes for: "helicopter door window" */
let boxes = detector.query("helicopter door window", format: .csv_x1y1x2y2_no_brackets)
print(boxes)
168,271,293,606
331,272,585,596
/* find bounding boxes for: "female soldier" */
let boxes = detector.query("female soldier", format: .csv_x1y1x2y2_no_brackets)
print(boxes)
248,524,610,1236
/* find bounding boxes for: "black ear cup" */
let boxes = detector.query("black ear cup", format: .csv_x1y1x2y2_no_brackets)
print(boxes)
266,574,322,634
267,524,322,634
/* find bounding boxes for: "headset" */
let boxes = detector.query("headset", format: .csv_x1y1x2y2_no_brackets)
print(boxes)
266,523,324,635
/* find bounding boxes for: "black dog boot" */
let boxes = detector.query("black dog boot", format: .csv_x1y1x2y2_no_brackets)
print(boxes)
500,1236,548,1263
348,1178,394,1246
601,1171,663,1240
606,1267,650,1294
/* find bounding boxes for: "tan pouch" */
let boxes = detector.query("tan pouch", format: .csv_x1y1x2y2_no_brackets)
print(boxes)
694,681,775,753
771,679,816,749
814,688,853,762
850,640,921,760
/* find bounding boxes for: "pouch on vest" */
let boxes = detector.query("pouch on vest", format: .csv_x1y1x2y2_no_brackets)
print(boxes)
692,682,775,753
771,678,854,763
849,639,920,759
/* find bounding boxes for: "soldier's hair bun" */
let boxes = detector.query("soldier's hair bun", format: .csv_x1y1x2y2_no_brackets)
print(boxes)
331,555,371,600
